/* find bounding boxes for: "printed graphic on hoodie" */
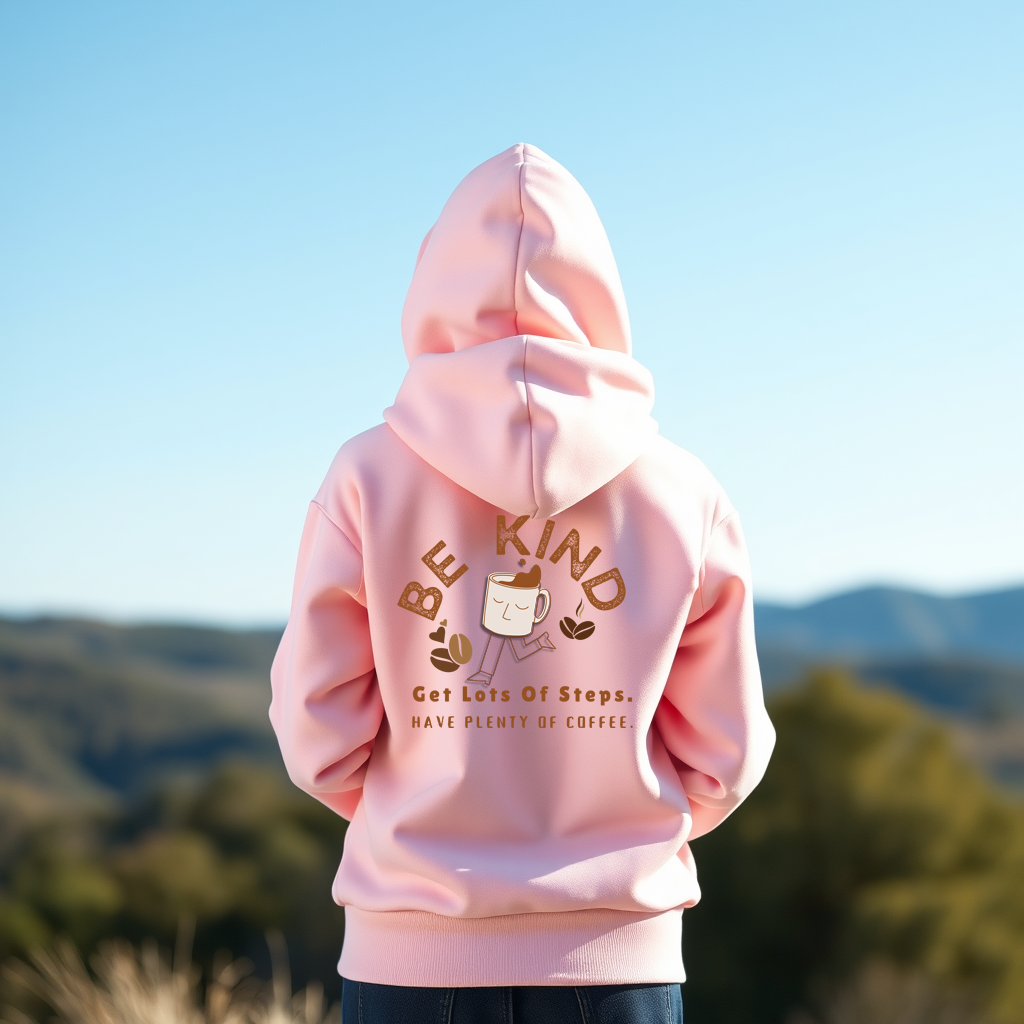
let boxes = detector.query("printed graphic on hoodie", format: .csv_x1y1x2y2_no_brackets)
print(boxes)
398,512,633,730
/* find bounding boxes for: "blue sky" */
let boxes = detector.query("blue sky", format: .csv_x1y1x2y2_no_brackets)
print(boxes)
1,1,1021,623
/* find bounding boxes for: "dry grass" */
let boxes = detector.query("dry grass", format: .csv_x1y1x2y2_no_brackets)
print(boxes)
1,932,338,1024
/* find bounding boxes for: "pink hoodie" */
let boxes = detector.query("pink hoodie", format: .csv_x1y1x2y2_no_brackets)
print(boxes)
270,143,775,988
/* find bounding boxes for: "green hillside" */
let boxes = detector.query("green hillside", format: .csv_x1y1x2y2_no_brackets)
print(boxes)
2,612,1022,811
0,617,346,999
0,616,284,875
3,670,1023,1022
0,616,281,801
0,617,281,676
2,610,1023,1019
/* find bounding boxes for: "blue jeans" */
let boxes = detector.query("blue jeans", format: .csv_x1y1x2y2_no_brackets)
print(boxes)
340,979,683,1024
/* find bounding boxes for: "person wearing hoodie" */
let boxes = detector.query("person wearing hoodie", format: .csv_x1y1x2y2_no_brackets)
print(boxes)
270,143,775,1024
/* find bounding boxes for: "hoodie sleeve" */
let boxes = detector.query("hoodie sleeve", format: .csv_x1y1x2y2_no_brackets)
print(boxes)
653,510,776,841
269,501,384,820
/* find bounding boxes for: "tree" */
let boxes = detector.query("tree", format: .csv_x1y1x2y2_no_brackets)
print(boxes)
683,672,1024,1023
0,762,348,1001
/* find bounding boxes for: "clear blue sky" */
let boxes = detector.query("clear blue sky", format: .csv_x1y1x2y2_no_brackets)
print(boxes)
2,1,1021,624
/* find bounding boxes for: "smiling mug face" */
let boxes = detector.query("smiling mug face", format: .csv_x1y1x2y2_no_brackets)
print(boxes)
481,573,551,637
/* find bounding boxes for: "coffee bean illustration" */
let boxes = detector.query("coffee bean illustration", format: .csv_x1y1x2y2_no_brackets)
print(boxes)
430,647,460,672
559,615,596,641
448,633,473,665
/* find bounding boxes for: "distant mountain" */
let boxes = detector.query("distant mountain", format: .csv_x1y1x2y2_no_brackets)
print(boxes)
2,583,1022,810
0,615,281,676
0,616,283,819
754,586,1024,788
755,585,1024,664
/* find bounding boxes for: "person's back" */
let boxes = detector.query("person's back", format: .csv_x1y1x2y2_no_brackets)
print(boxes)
270,143,775,1022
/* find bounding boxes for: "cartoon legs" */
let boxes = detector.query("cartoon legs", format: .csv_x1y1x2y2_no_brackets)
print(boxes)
466,634,504,684
466,630,555,686
509,633,556,659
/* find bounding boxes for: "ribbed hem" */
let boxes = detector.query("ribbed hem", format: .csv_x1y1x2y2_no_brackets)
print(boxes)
338,907,685,987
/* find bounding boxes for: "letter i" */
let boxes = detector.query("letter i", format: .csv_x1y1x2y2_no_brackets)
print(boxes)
535,520,556,559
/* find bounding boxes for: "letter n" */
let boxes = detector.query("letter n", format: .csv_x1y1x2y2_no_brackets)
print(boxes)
549,529,601,581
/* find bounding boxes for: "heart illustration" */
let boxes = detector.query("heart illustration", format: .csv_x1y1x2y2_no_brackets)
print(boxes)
429,625,446,643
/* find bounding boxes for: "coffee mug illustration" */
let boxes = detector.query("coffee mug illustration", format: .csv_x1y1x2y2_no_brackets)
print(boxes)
467,564,556,685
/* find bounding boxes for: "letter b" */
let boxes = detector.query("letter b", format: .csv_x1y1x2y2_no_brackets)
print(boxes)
398,581,442,620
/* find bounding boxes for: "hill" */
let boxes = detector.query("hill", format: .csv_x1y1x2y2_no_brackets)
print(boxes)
0,617,283,851
1,584,1021,809
755,584,1024,663
754,585,1024,791
1,592,1023,1016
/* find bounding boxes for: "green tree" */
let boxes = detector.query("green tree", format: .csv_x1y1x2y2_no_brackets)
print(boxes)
0,762,348,998
684,672,1024,1023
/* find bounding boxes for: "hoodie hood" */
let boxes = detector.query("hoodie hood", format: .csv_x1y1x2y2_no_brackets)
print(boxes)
385,143,656,519
401,142,632,358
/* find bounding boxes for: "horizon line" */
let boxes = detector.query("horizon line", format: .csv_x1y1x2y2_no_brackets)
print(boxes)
1,580,1021,633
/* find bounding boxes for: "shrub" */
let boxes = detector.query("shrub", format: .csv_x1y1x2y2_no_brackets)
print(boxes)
684,672,1024,1023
